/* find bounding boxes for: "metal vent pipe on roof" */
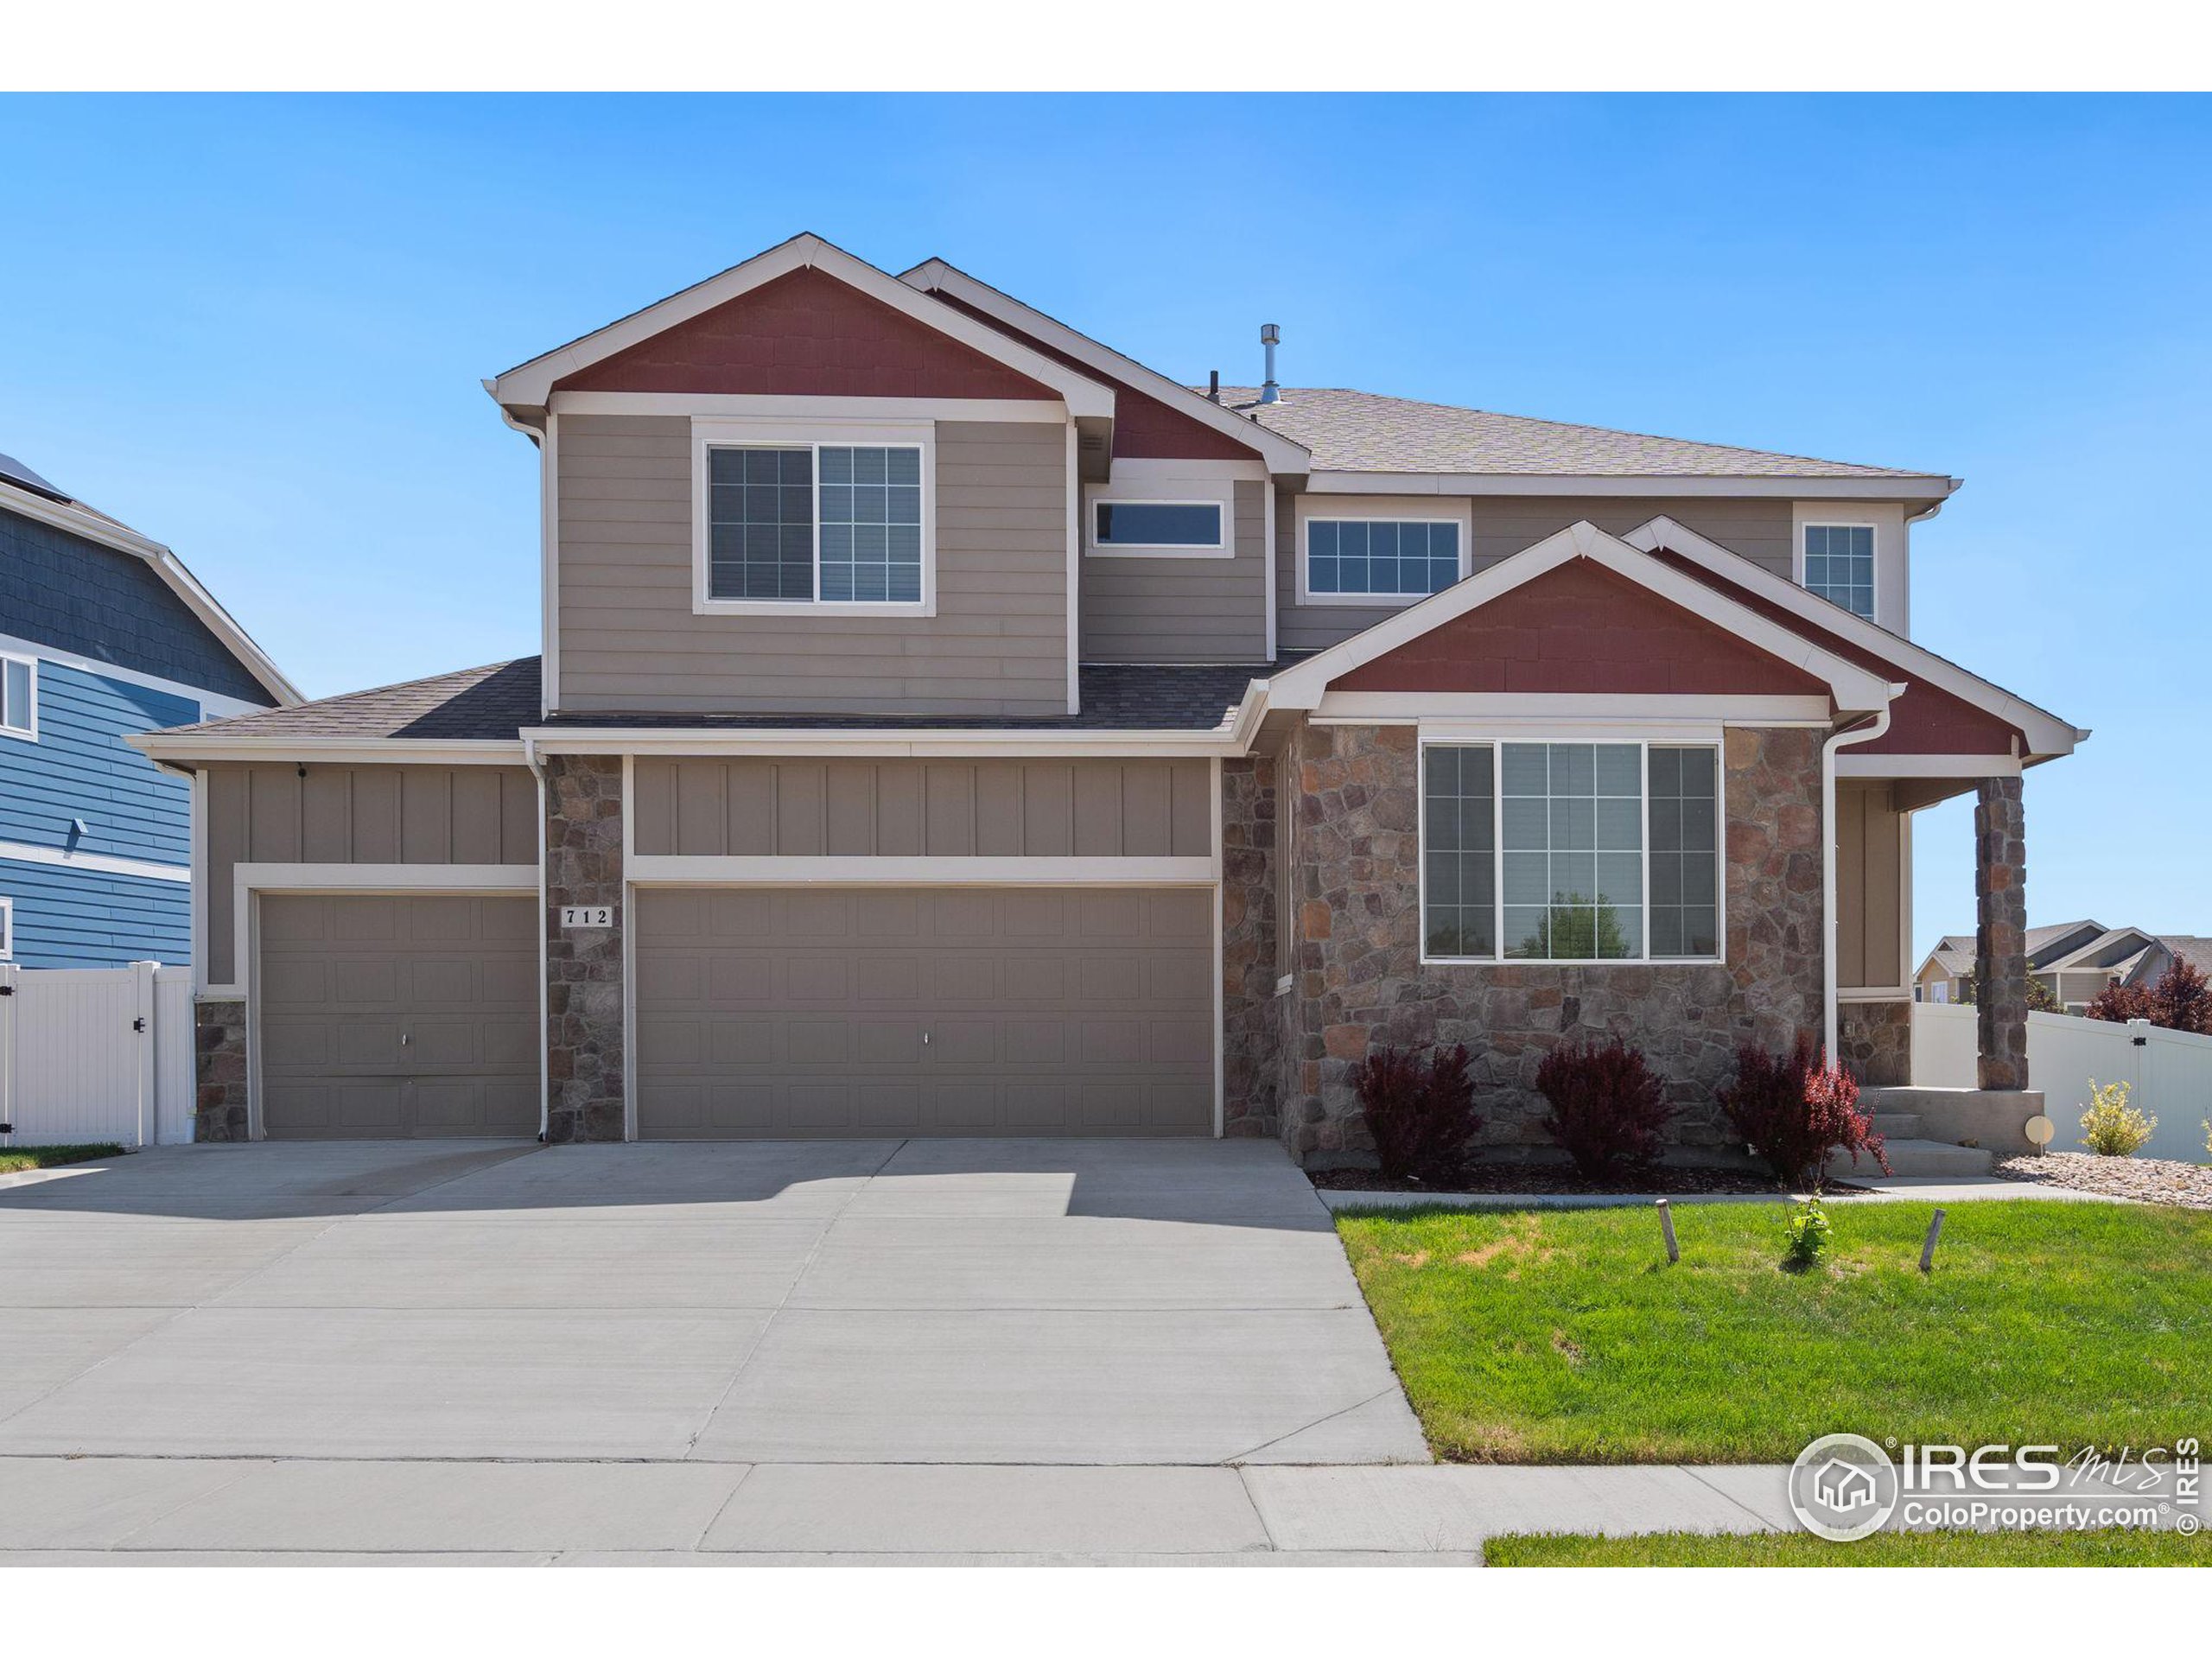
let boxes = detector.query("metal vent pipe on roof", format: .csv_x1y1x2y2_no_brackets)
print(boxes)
1259,324,1281,404
1208,370,1220,404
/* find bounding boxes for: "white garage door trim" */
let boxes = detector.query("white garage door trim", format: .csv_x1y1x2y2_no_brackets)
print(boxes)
234,863,539,1141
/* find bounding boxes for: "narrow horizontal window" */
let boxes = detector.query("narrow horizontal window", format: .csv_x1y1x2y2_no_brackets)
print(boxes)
1802,524,1874,619
0,653,34,738
1308,520,1461,598
1092,500,1223,550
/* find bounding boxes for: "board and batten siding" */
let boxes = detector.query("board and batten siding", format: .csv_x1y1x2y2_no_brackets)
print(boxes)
556,414,1071,717
1836,779,1905,992
200,762,538,986
632,756,1213,859
1274,491,1797,654
1079,480,1269,664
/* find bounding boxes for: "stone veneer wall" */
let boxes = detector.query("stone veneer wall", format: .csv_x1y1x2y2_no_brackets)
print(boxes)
1220,754,1281,1138
1271,721,1826,1162
193,996,250,1141
1974,776,2031,1090
545,754,626,1142
1838,1001,1913,1087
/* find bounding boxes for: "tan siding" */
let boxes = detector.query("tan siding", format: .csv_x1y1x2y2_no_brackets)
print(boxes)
1837,781,1904,991
632,757,1212,859
1274,491,1797,654
201,762,537,985
555,414,1070,716
1080,480,1269,663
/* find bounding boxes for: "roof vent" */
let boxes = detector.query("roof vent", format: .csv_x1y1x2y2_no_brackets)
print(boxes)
1258,324,1281,405
1207,370,1220,404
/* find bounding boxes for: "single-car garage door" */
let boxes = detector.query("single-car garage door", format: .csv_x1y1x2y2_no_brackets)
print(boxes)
634,887,1215,1138
257,893,537,1139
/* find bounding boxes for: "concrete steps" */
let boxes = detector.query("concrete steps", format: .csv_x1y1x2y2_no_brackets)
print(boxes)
1828,1128,1994,1180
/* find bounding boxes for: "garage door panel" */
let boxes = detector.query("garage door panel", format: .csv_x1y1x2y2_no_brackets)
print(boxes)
636,885,1213,1139
259,893,535,1141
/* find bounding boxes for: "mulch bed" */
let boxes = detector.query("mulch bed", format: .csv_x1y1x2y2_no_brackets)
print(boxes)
1994,1151,2212,1211
1308,1163,1861,1197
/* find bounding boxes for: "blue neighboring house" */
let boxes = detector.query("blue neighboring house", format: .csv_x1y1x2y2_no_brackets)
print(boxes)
0,450,296,969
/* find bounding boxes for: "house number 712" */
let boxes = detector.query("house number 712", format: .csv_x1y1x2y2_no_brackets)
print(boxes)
560,906,614,929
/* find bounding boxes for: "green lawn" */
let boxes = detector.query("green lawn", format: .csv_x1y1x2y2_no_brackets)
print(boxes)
1336,1199,2211,1463
1485,1528,2208,1567
0,1142,125,1173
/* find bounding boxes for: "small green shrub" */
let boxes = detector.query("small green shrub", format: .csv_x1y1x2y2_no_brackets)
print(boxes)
1783,1197,1832,1267
2079,1079,2156,1157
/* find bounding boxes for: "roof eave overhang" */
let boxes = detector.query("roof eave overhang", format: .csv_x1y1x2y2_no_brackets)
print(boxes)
487,233,1115,422
127,734,524,766
1624,513,2085,761
898,257,1313,477
1,480,302,707
1262,520,1891,718
521,721,1259,759
1307,470,1960,501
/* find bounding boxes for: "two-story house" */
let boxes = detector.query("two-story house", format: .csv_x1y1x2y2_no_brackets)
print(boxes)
2,452,295,969
137,233,2084,1154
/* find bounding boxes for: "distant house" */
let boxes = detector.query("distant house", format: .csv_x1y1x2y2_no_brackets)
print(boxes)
0,452,296,968
1916,920,2212,1013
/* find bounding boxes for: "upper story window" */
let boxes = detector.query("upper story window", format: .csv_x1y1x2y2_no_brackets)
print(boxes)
1,652,35,740
692,421,933,616
0,895,12,959
1802,524,1874,618
1421,739,1722,965
1090,499,1225,555
1306,518,1463,601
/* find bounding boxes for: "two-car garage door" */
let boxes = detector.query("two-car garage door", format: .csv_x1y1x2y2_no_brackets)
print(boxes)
633,887,1216,1138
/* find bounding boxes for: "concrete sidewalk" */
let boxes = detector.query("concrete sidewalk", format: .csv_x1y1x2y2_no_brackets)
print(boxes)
0,1455,1800,1566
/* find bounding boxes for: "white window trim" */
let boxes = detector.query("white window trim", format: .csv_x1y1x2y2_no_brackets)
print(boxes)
0,650,36,741
1300,515,1471,606
1796,520,1879,621
690,416,937,619
0,895,12,958
1415,735,1727,969
1084,496,1230,559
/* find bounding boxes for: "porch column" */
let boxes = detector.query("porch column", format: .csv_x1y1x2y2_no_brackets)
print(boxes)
544,753,627,1141
1973,775,2030,1090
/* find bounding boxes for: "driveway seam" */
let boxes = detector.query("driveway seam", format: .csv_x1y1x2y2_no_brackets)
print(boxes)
1219,1385,1403,1465
679,1138,911,1459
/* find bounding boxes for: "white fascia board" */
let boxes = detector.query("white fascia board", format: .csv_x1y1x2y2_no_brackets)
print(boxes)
0,838,191,883
548,391,1065,422
1624,514,2086,760
1266,520,1892,715
1324,692,1834,727
630,855,1216,886
899,258,1313,477
1835,753,2022,779
128,734,525,766
489,233,1114,421
1307,470,1959,502
524,725,1255,760
0,480,302,708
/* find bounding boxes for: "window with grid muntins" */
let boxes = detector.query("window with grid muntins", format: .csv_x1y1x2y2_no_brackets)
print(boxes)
1502,742,1643,961
1803,524,1874,618
1421,744,1497,958
706,443,925,604
818,445,924,602
708,447,815,601
1647,746,1719,957
1309,520,1460,596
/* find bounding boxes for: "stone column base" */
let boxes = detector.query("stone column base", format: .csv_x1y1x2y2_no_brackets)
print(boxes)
194,997,250,1142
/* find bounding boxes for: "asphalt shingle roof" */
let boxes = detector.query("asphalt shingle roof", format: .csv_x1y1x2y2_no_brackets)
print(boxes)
1202,387,1940,479
159,658,1281,741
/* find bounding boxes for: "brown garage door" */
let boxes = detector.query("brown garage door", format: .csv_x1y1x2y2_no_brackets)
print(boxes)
257,893,537,1139
634,887,1215,1138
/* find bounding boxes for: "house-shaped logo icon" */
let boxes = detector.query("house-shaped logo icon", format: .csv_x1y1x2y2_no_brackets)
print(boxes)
1813,1458,1879,1513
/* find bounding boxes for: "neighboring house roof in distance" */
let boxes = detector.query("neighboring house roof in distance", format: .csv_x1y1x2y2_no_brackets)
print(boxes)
1205,386,1954,486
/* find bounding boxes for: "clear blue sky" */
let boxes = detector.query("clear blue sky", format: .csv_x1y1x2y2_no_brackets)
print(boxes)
3,94,2206,956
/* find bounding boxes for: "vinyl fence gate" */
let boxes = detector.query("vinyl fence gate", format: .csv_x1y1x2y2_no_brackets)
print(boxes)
0,962,197,1147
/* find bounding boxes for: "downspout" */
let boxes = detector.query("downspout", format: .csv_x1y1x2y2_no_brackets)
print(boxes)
1821,691,1902,1063
522,733,550,1142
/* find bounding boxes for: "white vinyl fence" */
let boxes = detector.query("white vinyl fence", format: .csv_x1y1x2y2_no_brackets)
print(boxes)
0,963,197,1147
1914,1001,2212,1165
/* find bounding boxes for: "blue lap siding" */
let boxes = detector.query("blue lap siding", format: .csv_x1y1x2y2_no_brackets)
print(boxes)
0,857,190,969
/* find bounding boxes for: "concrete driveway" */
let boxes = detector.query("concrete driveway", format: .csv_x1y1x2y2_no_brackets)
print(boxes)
0,1138,1425,1469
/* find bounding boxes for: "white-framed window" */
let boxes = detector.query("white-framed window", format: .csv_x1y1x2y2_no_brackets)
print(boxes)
1,652,35,741
690,420,934,617
1801,524,1875,619
1306,518,1464,601
1087,498,1227,556
0,895,12,958
1420,739,1725,965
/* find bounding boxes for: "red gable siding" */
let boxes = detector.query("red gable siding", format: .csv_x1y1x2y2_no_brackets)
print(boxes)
1645,549,2024,757
928,291,1263,462
552,267,1059,401
1333,558,1830,697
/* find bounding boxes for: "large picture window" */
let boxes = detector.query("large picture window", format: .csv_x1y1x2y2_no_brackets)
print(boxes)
1421,740,1723,964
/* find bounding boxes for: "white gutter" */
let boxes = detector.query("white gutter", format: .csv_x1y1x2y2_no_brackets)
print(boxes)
521,734,550,1143
1821,690,1902,1063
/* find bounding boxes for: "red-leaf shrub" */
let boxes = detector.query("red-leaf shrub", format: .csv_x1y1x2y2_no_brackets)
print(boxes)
1351,1042,1483,1185
2086,956,2212,1035
1718,1035,1891,1186
1534,1039,1674,1181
